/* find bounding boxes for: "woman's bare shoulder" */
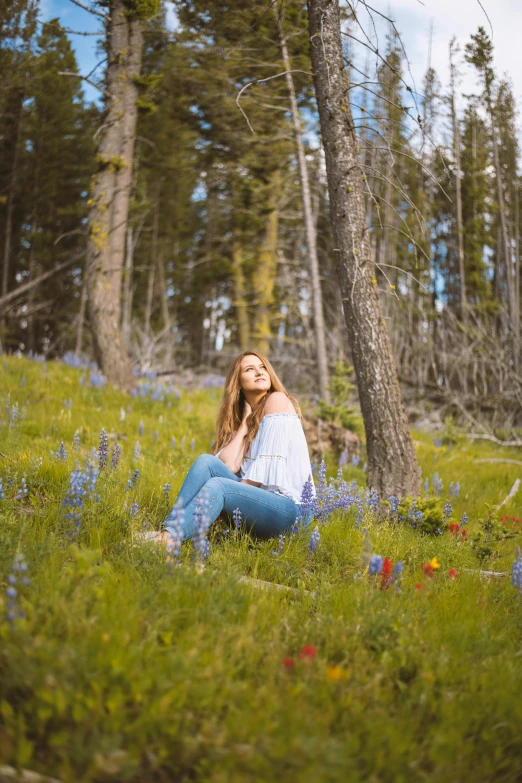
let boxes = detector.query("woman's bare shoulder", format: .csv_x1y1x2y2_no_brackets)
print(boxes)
264,391,296,415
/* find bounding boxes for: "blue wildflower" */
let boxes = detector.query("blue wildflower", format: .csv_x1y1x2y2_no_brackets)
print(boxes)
73,430,81,452
299,475,315,524
171,436,177,449
15,477,27,501
193,491,211,566
460,512,468,527
512,549,522,594
232,507,242,534
138,420,144,436
134,441,141,460
98,429,109,470
166,500,185,567
351,454,360,468
388,495,400,516
0,478,4,499
308,526,320,553
271,533,286,556
190,437,196,452
162,482,171,497
423,477,429,493
129,502,139,518
154,430,159,443
369,554,383,575
443,501,453,523
433,472,443,495
111,443,121,469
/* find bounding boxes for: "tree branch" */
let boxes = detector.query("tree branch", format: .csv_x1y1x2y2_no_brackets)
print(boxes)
67,0,109,20
0,257,81,311
58,72,113,99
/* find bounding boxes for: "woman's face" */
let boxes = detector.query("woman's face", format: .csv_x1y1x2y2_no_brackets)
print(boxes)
238,355,271,394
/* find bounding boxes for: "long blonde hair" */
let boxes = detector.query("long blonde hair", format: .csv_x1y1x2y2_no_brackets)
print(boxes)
212,351,301,459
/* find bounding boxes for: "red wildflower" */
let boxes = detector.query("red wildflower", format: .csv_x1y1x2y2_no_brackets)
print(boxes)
298,645,317,660
380,557,393,589
422,563,434,577
461,529,467,538
415,583,423,592
449,523,460,535
283,658,295,669
448,568,458,579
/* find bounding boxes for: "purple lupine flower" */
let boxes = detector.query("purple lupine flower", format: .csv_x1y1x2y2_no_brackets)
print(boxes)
6,553,29,624
55,442,67,461
166,500,185,567
63,458,99,536
190,437,196,452
271,533,286,556
73,430,81,452
111,443,121,469
512,548,522,594
9,402,19,428
162,482,171,497
351,454,360,468
443,501,453,523
134,441,141,460
423,477,429,493
338,449,348,466
433,472,443,495
313,460,327,521
98,429,108,470
390,561,403,584
15,477,27,501
131,468,139,487
0,478,4,500
154,430,159,443
138,420,144,436
171,436,177,449
232,507,242,534
129,502,139,518
299,475,315,523
308,526,320,553
434,437,443,448
408,499,424,529
367,488,379,513
449,481,460,498
369,554,383,575
193,491,211,566
460,512,468,527
388,495,400,516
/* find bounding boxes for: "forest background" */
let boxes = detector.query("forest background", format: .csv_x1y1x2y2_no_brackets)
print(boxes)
1,0,522,434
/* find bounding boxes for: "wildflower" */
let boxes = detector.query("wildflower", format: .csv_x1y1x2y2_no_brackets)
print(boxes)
63,457,99,536
380,557,393,588
232,507,242,534
162,482,171,497
408,499,424,529
460,513,468,526
193,491,211,566
111,443,121,469
423,477,429,493
282,658,295,669
171,436,176,449
190,437,196,452
166,500,185,567
313,460,327,521
56,442,67,461
448,568,458,579
131,468,139,487
9,402,19,428
351,454,360,468
443,501,453,523
134,441,141,460
369,554,383,575
298,645,317,660
88,370,105,389
15,477,27,501
154,430,159,443
338,449,348,466
422,557,440,577
391,561,403,584
326,666,349,681
98,429,109,470
433,438,443,448
129,502,139,518
367,488,379,512
415,583,423,592
511,548,522,594
449,523,460,535
299,475,315,524
138,420,144,436
388,495,400,516
308,526,320,553
449,481,461,498
6,553,29,623
0,478,4,499
73,430,81,451
271,534,286,556
433,472,443,495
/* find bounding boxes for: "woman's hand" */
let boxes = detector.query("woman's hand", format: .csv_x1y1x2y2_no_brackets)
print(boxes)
241,400,252,426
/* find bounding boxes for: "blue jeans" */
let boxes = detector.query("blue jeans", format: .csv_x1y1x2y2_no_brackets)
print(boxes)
164,454,301,541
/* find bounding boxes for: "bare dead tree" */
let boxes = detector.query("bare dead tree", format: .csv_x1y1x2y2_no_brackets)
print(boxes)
308,0,419,496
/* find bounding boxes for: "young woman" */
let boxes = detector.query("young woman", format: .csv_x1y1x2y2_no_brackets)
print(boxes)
162,351,315,542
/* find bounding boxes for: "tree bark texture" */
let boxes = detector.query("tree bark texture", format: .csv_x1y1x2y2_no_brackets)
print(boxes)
275,6,330,403
232,242,251,351
85,0,140,391
1,96,23,304
449,40,467,317
252,204,278,355
308,0,419,496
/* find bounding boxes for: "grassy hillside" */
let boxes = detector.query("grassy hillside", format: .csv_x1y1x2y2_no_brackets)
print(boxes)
1,355,521,783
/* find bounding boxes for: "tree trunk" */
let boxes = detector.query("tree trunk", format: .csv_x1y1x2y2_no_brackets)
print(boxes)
275,6,330,402
232,242,250,350
1,95,23,315
109,14,143,314
252,199,279,355
449,39,467,317
515,186,520,373
122,225,134,347
85,0,138,391
308,0,419,496
75,273,88,356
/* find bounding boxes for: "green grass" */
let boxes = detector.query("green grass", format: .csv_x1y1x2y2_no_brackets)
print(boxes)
1,355,522,782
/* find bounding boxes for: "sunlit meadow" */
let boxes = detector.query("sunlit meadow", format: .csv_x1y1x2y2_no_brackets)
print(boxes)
1,355,522,782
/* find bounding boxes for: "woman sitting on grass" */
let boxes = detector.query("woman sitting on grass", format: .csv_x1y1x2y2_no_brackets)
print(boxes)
158,351,314,543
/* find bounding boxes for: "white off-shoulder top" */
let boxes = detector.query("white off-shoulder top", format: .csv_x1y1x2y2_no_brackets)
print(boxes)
218,413,315,505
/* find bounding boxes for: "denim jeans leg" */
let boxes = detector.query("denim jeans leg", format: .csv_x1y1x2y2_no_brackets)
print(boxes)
170,476,299,541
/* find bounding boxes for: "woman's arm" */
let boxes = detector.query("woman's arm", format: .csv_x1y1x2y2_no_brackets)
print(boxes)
240,392,294,487
218,402,252,474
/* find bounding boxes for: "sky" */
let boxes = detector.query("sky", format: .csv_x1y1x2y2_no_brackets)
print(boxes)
42,0,522,114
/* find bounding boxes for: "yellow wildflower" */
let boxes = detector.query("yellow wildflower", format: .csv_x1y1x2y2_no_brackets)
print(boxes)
326,666,349,681
429,557,440,570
